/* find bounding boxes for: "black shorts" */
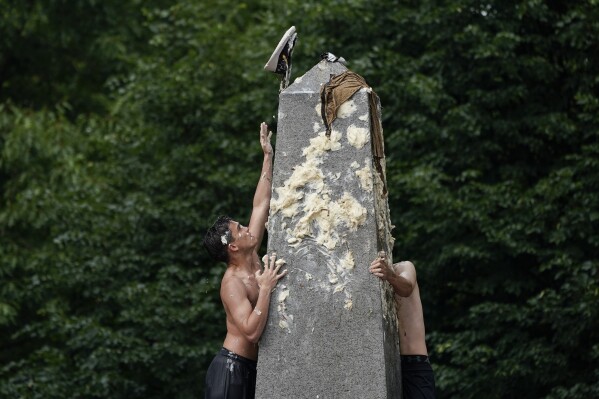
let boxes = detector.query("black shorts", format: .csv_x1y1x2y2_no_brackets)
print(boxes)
205,348,257,399
401,355,436,399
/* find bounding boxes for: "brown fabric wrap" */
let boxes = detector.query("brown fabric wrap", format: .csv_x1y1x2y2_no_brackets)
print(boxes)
320,70,387,194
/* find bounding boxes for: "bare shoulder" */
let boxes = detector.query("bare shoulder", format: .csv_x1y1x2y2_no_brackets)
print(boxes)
394,261,417,286
220,270,247,300
394,260,415,274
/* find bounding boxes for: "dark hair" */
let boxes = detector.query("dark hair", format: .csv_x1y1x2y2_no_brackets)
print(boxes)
203,215,233,263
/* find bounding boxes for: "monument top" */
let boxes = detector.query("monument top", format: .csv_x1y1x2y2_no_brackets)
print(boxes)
283,59,348,94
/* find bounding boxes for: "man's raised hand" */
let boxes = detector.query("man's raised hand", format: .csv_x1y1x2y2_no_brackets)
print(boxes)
260,122,273,156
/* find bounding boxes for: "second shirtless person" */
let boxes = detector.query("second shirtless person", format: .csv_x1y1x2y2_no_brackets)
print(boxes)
370,252,436,399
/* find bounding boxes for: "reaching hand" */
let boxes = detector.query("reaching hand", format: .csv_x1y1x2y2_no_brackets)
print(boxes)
255,252,286,291
369,251,395,281
260,122,273,155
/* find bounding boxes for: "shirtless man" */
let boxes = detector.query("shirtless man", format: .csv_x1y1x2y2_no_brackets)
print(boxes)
369,252,436,399
203,122,286,399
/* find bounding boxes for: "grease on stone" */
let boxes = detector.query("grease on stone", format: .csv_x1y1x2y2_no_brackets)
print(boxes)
269,99,372,312
337,99,357,119
347,125,369,149
270,129,366,251
355,161,373,193
277,284,292,332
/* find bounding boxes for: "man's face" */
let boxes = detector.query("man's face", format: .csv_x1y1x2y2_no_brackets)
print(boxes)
228,221,255,249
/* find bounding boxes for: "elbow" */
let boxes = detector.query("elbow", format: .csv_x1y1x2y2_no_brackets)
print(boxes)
247,333,261,344
396,281,415,297
243,326,262,344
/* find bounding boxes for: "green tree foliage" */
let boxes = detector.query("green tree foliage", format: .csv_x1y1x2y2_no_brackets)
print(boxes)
0,0,167,114
375,2,599,398
1,0,597,398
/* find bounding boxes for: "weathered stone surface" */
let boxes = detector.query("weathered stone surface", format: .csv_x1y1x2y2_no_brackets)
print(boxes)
256,60,400,399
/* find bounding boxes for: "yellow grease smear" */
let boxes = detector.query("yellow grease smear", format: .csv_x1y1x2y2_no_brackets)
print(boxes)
270,129,367,251
337,99,357,119
278,288,289,302
339,250,355,270
344,298,353,310
347,125,369,149
355,162,373,193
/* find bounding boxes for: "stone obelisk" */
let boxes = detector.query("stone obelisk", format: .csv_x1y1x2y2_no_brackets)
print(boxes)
256,60,400,399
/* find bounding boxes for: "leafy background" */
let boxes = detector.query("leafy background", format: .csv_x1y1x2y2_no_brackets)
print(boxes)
1,0,597,398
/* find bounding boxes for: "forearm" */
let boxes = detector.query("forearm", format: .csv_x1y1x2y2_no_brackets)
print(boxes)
249,153,273,247
245,288,273,343
253,152,273,209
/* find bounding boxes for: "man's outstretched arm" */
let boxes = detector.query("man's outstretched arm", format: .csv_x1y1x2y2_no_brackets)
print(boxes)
369,254,417,297
248,122,273,249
